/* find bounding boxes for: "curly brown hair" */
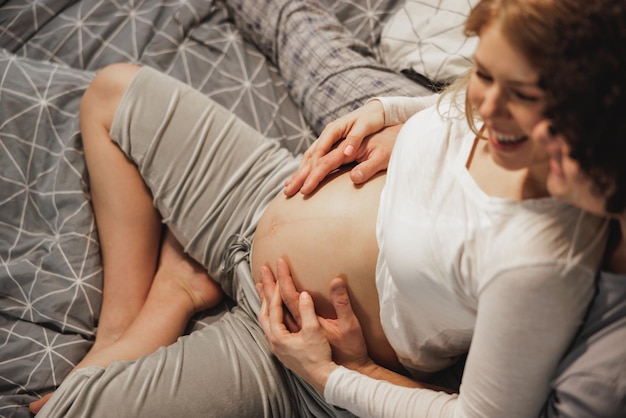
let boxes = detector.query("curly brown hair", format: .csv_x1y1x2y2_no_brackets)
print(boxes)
540,0,626,213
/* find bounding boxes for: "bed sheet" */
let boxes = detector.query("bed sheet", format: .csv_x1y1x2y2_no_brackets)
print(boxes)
0,0,403,415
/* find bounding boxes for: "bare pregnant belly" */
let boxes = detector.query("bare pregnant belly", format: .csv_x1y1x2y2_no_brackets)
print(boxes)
251,169,403,372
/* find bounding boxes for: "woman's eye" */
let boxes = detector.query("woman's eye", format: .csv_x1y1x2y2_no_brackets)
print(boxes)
514,91,541,102
475,70,492,82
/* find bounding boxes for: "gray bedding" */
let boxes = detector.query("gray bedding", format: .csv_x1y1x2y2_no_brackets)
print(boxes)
0,0,405,415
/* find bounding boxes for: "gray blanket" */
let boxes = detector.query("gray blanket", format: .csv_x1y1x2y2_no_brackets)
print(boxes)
0,0,403,415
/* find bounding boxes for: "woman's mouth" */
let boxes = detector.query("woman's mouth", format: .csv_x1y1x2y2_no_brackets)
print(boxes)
489,129,529,151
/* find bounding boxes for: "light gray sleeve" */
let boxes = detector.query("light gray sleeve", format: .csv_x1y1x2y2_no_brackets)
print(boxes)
324,264,595,418
459,264,595,417
377,95,440,125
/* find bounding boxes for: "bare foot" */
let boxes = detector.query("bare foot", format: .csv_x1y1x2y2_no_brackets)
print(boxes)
156,229,223,312
29,231,222,415
29,392,52,414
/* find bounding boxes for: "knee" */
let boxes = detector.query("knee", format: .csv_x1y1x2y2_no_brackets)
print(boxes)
80,63,141,130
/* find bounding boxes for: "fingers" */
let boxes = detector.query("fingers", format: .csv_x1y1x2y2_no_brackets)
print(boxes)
262,259,319,333
29,393,53,414
300,146,349,194
284,162,311,197
350,156,381,184
257,267,273,335
259,265,277,304
342,123,376,157
273,258,301,330
258,266,293,343
258,260,301,332
297,291,320,332
350,124,399,184
350,145,390,184
285,144,350,196
328,278,356,322
284,111,372,196
257,288,270,336
258,264,286,332
268,282,285,331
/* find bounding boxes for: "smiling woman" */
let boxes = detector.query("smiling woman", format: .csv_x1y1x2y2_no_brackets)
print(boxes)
32,1,611,417
258,1,616,417
465,12,548,177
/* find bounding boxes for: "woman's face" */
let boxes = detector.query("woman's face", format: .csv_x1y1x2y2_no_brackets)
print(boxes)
467,22,548,171
532,120,609,216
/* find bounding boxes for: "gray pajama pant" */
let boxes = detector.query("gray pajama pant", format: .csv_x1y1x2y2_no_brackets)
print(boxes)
39,0,432,415
38,67,354,418
224,0,432,135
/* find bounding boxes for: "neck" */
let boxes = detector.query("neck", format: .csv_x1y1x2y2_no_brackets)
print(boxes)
523,161,550,199
468,139,550,200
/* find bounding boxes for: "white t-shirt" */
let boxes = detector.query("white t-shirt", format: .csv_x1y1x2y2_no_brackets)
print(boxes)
324,96,608,417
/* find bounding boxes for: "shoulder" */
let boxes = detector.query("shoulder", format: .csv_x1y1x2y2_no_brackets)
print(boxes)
397,95,472,158
475,204,607,302
490,202,607,271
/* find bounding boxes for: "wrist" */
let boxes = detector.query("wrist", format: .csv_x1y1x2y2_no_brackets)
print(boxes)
344,357,377,375
366,98,386,126
308,362,339,395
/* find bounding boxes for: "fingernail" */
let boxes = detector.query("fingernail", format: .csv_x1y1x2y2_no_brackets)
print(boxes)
344,144,354,156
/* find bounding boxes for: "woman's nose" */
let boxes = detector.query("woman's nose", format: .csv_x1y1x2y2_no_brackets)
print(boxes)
479,85,506,119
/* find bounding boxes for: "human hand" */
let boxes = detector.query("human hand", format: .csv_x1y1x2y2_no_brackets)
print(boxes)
257,258,302,332
316,278,372,370
257,268,336,394
257,262,373,374
284,100,398,196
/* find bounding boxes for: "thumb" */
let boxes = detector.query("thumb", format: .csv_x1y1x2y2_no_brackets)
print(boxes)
351,156,386,184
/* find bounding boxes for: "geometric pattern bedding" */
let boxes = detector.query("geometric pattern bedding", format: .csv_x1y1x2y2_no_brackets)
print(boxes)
379,0,476,84
0,0,403,415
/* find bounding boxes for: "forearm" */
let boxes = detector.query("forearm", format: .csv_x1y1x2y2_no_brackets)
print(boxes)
376,95,440,126
324,366,457,418
347,360,430,390
307,358,449,399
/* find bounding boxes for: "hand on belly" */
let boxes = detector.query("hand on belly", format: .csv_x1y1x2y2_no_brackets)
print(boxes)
252,169,404,372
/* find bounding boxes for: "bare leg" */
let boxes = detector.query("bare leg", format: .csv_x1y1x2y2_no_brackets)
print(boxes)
72,229,223,367
32,64,223,409
29,65,198,415
76,62,225,364
30,229,223,413
79,63,162,353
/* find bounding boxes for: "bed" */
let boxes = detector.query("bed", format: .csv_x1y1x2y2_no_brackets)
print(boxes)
0,0,473,416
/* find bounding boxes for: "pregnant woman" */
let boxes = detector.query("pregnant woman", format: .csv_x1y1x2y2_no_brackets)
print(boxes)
35,0,608,416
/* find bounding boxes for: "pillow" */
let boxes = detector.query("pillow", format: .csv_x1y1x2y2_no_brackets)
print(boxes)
380,0,478,85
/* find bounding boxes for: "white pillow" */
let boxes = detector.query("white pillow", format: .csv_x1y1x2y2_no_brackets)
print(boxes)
380,0,478,84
